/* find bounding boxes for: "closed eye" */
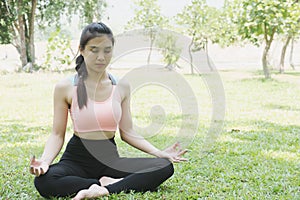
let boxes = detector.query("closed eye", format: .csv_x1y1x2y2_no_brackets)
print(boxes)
91,47,100,53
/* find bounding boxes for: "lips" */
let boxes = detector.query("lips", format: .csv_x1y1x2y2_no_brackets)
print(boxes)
96,63,106,67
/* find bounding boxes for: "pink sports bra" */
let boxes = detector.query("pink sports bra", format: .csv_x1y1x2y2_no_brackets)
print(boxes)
69,74,122,133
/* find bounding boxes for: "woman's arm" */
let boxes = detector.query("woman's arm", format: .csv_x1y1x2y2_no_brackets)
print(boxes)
118,80,188,162
30,79,70,176
40,80,70,164
118,80,161,156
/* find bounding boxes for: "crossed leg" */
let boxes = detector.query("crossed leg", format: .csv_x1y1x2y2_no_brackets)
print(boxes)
72,184,109,200
72,157,174,200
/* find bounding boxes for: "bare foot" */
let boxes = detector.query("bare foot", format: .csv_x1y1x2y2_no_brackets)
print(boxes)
72,184,109,200
99,176,123,186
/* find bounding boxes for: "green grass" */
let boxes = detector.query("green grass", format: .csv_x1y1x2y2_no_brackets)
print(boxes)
0,69,299,199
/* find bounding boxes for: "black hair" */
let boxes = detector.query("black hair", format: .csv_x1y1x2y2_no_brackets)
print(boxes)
75,22,114,109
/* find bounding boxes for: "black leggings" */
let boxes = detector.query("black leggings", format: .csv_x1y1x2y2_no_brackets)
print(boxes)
34,135,174,198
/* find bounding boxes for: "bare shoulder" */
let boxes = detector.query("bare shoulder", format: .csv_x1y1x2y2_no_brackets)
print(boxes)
55,76,73,92
53,76,74,102
116,78,131,100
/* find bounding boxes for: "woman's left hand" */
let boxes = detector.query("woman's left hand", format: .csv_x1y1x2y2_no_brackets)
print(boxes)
157,142,189,163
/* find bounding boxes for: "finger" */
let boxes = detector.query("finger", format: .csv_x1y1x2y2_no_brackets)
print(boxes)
34,168,38,175
178,149,189,156
172,158,179,163
172,158,182,163
30,155,35,165
168,155,182,163
173,142,180,149
174,157,188,162
177,157,188,161
29,166,34,174
34,168,40,176
40,167,44,175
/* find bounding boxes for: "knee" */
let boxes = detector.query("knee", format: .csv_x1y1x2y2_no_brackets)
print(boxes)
157,158,174,178
34,175,52,198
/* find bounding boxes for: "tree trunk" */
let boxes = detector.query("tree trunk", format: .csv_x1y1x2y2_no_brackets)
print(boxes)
261,24,275,79
279,35,291,74
188,37,194,75
289,37,295,70
29,0,37,65
17,0,28,70
147,30,155,66
24,15,30,61
262,41,271,79
205,38,213,71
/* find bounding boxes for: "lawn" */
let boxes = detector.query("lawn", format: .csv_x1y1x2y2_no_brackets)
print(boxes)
0,69,299,199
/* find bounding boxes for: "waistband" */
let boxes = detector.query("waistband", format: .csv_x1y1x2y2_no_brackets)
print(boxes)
72,133,116,143
60,134,119,164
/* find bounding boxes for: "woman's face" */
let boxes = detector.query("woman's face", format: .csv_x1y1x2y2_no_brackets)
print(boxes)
81,35,113,73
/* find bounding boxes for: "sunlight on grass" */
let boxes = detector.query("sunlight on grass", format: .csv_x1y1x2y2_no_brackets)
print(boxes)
0,141,38,149
217,135,246,143
262,150,300,162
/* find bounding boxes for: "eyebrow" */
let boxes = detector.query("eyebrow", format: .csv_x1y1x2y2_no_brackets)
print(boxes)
89,46,112,49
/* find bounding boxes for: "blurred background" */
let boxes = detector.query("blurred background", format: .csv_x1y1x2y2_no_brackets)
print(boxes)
1,0,299,77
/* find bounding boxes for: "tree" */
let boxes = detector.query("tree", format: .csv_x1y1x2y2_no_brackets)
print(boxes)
231,0,297,78
214,0,240,48
156,33,182,70
127,0,168,65
0,0,107,72
0,0,37,70
42,29,74,72
289,37,297,69
176,0,219,74
278,0,300,73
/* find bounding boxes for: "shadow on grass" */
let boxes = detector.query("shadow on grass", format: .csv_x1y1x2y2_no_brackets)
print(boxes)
264,103,300,112
221,120,299,163
274,71,300,76
251,69,300,77
227,119,299,141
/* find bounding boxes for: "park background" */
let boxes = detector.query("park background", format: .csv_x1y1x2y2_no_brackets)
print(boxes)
0,0,300,199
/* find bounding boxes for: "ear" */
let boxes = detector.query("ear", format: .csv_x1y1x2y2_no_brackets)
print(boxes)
79,46,84,54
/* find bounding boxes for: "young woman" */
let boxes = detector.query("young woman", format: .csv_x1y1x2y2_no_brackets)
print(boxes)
30,22,188,200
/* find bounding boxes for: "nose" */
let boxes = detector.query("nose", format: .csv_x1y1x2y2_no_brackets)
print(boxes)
97,52,105,61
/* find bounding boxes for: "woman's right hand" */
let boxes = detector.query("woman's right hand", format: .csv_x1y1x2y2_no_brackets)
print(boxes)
29,155,49,177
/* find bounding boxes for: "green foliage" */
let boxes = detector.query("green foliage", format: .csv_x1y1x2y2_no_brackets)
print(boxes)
223,0,300,78
0,0,106,72
76,0,107,23
176,0,220,51
230,0,299,46
41,29,73,72
0,1,15,44
127,0,168,30
127,0,168,41
0,0,34,43
281,0,300,37
127,0,168,65
36,0,68,29
156,33,182,69
37,0,107,29
214,1,240,47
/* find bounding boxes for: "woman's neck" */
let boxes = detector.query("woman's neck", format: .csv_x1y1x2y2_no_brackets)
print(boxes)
85,70,108,84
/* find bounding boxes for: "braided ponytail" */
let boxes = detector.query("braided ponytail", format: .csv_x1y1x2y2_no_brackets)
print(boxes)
75,55,88,109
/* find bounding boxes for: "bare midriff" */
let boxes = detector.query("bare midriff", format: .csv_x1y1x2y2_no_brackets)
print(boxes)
74,130,116,140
